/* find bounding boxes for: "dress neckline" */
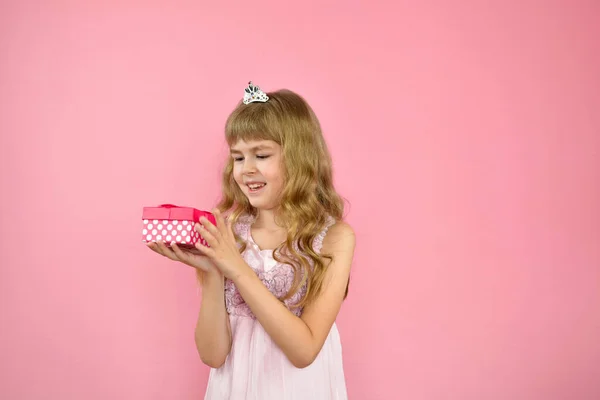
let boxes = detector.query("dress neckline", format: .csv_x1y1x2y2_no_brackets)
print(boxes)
248,228,277,252
241,213,336,253
242,214,277,252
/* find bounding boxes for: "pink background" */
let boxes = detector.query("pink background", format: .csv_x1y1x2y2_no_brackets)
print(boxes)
1,1,599,399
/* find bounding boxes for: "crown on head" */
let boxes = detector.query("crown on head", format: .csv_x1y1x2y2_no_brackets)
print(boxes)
243,81,269,104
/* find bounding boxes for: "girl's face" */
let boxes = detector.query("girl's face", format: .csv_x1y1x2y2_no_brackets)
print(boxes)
230,139,285,210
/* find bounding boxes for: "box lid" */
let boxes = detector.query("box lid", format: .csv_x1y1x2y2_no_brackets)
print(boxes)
142,204,214,223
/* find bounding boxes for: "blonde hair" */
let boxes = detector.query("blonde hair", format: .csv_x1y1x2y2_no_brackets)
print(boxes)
201,88,348,307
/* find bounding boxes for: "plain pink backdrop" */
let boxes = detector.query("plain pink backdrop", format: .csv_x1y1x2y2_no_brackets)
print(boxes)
1,1,599,399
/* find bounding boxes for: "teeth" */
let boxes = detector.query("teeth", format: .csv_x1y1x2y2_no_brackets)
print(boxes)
248,183,265,189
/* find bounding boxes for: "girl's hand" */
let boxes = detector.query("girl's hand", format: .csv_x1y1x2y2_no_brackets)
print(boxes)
147,241,220,275
194,209,250,281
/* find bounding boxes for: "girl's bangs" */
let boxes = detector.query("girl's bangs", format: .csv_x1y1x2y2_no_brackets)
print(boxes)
225,106,280,145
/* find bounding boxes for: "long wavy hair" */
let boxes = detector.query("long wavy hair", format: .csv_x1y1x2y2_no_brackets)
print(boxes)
200,88,348,307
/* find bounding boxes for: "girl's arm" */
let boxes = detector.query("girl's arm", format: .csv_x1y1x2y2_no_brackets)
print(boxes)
147,241,232,368
231,221,355,368
194,270,232,368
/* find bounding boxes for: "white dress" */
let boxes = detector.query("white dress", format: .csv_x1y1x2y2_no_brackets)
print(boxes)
203,215,348,399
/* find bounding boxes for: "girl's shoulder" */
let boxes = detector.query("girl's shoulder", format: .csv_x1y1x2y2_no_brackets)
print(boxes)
313,216,357,256
317,218,356,255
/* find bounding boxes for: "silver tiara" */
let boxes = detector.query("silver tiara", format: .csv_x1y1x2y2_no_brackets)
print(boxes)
243,81,269,104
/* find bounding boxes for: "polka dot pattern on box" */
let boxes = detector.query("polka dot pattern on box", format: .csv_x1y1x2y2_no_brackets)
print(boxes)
142,219,209,247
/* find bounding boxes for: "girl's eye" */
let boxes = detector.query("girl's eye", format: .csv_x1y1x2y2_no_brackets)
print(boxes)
232,155,270,161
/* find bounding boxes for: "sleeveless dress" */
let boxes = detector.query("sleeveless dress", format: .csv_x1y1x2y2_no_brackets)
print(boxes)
203,215,348,400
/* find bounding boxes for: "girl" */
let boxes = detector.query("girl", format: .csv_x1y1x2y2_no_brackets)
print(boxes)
147,82,355,399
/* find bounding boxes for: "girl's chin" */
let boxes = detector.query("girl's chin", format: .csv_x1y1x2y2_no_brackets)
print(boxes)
247,197,277,210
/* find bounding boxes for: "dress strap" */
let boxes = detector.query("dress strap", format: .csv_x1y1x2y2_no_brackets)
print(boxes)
313,215,337,254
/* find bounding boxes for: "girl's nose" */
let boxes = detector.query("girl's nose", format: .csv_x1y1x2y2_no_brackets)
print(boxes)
242,160,257,174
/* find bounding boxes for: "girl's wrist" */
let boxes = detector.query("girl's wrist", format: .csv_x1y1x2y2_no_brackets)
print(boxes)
204,268,224,286
230,260,255,284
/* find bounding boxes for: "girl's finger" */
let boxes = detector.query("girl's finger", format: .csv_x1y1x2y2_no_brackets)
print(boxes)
200,216,221,243
147,242,161,254
170,243,191,264
213,209,228,236
155,241,179,261
197,223,218,248
148,241,167,257
194,223,205,243
226,214,235,241
195,242,216,259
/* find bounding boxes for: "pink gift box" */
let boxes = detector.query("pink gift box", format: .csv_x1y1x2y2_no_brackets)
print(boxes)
142,204,215,249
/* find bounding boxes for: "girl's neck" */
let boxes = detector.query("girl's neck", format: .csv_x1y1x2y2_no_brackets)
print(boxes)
254,208,285,231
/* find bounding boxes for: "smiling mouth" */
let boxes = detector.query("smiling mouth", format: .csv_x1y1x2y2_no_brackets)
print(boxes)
247,183,266,193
